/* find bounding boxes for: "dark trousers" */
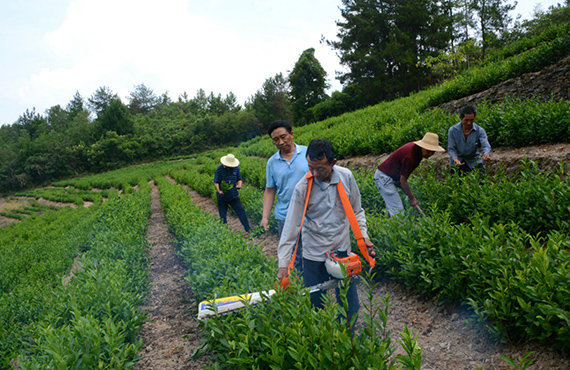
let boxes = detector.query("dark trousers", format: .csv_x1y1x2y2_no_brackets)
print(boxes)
217,197,250,232
303,258,359,327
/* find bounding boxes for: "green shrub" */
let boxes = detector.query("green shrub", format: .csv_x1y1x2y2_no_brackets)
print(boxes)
156,177,422,369
15,183,151,368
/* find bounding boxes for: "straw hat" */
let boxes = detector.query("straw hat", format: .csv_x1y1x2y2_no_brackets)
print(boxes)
414,132,445,152
220,153,240,167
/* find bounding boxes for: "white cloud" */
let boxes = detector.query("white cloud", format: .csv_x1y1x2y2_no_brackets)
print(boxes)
1,0,348,124
1,0,565,125
24,0,341,110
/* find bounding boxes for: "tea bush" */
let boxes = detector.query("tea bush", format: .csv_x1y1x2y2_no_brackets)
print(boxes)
155,177,422,369
52,160,181,190
168,158,278,233
478,97,570,147
15,182,151,368
368,210,570,349
411,159,570,235
0,206,100,367
237,94,569,162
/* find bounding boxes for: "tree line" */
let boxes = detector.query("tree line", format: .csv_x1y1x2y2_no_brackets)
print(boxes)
0,1,567,194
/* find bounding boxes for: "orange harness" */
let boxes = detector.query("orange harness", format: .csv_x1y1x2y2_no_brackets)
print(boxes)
280,171,375,287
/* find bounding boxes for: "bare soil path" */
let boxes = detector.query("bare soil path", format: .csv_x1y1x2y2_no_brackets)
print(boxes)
134,181,210,369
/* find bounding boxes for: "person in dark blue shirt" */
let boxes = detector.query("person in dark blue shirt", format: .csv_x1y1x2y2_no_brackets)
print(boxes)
214,154,251,232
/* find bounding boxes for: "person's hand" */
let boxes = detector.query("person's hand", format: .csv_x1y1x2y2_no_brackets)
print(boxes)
482,153,491,162
409,197,424,215
364,238,376,259
236,184,241,190
260,218,269,230
453,158,464,166
409,196,419,209
414,204,425,216
277,267,289,279
218,190,224,195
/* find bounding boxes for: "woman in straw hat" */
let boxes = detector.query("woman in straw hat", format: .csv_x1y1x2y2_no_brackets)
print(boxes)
373,132,445,217
214,153,251,232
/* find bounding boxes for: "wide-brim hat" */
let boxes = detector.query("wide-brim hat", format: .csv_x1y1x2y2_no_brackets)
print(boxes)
414,132,445,152
221,153,240,167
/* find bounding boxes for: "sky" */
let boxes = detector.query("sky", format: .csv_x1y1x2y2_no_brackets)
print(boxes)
0,0,564,126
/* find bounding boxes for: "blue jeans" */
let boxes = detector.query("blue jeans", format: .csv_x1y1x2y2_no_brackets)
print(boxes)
217,196,250,232
303,258,359,327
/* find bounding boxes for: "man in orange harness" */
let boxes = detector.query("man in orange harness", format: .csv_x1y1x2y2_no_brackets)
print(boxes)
277,139,374,326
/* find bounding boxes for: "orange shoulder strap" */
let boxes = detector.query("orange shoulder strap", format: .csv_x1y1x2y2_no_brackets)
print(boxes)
287,172,375,275
287,172,313,274
337,180,375,269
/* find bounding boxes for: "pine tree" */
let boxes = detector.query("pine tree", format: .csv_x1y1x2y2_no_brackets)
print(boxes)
326,0,452,107
288,48,328,125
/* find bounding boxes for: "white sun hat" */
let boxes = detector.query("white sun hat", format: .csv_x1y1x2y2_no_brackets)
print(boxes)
220,153,240,167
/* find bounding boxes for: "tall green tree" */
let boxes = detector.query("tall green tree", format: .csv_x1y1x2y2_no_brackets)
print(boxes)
518,2,570,37
0,125,20,192
96,98,133,137
66,91,87,121
45,105,68,132
390,0,453,92
190,89,209,117
88,86,118,118
206,92,241,116
472,0,516,58
15,109,47,141
288,48,329,125
247,73,292,131
327,0,452,107
127,83,159,115
222,92,241,114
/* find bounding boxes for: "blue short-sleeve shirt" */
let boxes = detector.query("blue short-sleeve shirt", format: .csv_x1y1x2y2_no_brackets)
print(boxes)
266,144,309,221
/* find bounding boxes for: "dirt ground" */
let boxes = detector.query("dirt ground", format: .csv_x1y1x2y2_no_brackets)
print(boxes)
131,180,281,369
0,195,99,228
1,143,569,369
133,182,211,369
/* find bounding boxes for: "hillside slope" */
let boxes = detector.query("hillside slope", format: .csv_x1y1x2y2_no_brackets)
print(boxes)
436,55,570,113
337,142,570,176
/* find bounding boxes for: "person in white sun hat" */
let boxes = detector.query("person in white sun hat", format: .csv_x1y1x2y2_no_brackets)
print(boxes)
373,132,445,217
214,153,251,232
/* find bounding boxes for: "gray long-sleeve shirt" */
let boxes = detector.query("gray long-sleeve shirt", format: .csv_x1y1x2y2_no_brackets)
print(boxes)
447,122,491,169
277,165,369,268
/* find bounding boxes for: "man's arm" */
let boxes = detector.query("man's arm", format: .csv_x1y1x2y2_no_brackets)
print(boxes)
214,182,223,195
399,174,422,213
479,128,492,161
447,127,463,166
261,187,276,229
277,186,304,278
